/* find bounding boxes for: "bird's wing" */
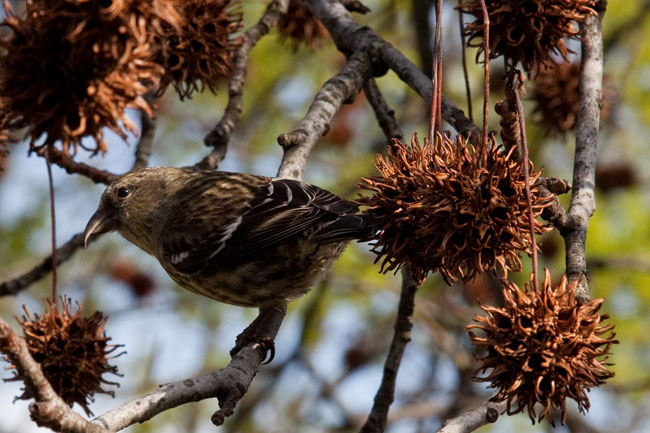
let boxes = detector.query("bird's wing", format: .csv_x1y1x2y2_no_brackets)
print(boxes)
229,178,362,252
160,175,363,274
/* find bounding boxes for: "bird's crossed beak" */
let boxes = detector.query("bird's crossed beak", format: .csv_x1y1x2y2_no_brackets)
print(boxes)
83,208,117,248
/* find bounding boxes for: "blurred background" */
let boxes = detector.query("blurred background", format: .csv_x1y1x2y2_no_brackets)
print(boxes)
1,0,650,432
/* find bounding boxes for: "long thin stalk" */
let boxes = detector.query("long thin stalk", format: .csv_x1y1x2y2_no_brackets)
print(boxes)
45,155,57,299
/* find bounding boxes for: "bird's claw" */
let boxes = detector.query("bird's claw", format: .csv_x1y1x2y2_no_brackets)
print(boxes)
230,333,275,364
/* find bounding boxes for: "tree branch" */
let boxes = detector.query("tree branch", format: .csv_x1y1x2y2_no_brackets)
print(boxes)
197,0,290,171
132,111,155,170
36,147,117,185
277,50,373,179
564,0,606,302
357,65,410,433
0,233,88,297
340,0,371,14
437,400,506,433
540,185,572,233
360,270,417,433
305,0,480,140
0,318,112,433
363,78,404,143
92,306,286,431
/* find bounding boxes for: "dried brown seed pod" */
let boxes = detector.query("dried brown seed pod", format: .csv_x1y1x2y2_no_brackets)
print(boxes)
531,61,616,134
5,297,123,416
460,0,596,75
277,0,329,50
0,0,180,155
357,132,552,284
158,0,243,99
468,271,617,425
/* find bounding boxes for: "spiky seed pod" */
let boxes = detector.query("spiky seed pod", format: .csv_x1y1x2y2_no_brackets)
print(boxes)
6,298,123,416
460,0,596,75
531,61,616,134
158,0,242,99
468,271,617,425
277,0,329,50
531,61,580,133
357,133,552,284
0,0,180,155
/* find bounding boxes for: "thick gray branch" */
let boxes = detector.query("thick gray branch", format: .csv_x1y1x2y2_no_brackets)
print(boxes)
92,306,286,431
277,50,372,180
565,2,606,302
437,400,506,433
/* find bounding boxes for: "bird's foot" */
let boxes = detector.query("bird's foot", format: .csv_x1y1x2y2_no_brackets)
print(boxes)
229,304,286,364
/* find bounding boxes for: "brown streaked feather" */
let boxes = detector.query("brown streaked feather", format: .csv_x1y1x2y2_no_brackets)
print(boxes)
160,173,367,276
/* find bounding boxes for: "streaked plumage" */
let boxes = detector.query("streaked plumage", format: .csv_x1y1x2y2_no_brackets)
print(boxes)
84,167,372,307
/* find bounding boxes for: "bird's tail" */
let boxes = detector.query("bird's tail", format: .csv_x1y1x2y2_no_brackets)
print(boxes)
311,214,380,243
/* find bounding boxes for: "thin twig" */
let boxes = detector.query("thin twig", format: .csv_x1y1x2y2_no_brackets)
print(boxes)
509,70,538,290
44,155,58,299
435,0,442,134
457,0,473,123
363,79,404,142
360,270,418,433
277,50,373,180
0,233,86,297
429,0,443,142
477,0,489,148
132,111,156,170
197,0,290,171
37,147,117,185
565,0,606,302
0,318,112,433
539,185,572,231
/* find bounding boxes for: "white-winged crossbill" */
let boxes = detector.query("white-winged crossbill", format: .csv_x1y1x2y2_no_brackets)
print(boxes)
84,167,373,308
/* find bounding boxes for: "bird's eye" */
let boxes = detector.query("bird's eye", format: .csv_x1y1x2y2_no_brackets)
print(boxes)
117,187,130,198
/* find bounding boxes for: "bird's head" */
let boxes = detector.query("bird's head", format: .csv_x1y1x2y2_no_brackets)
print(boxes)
84,167,183,253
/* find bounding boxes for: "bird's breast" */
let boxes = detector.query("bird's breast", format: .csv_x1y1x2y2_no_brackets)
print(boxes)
161,239,349,307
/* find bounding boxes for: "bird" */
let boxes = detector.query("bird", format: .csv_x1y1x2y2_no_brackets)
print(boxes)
84,166,374,357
